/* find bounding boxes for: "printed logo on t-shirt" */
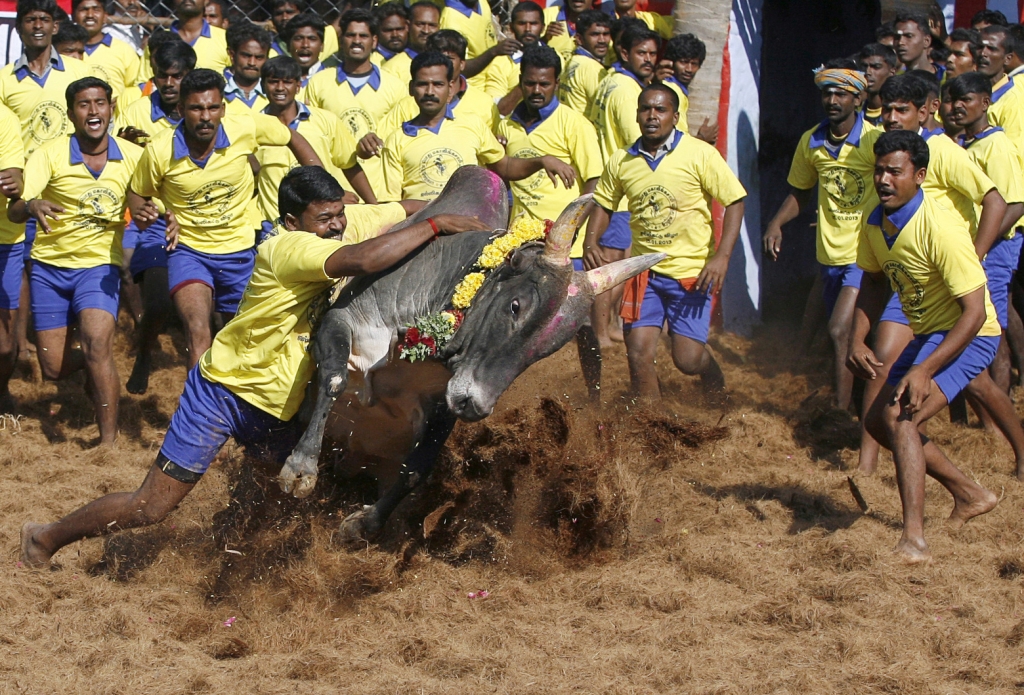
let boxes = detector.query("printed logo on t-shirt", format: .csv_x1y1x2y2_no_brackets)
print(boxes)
78,187,120,230
635,184,677,232
419,148,464,188
821,166,867,210
29,100,68,145
883,260,925,316
512,146,545,194
188,180,235,224
340,107,374,137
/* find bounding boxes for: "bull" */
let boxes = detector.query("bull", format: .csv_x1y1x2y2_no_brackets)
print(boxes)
277,167,664,540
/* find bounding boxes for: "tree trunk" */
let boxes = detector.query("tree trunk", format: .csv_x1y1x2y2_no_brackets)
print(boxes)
673,0,732,132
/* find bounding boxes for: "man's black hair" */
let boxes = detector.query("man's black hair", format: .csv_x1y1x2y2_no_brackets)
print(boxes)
226,20,272,53
948,71,993,99
618,25,659,53
271,0,305,13
878,73,928,108
71,0,102,12
279,166,345,220
906,68,940,97
411,50,453,81
179,68,226,101
575,9,611,36
427,29,467,60
892,10,929,35
510,0,543,22
664,33,706,65
147,27,183,53
17,0,60,24
520,44,561,79
153,38,197,72
642,82,679,111
207,0,231,18
262,54,302,81
971,9,1008,28
375,3,408,23
409,0,440,17
1005,23,1024,58
874,129,929,170
858,42,898,69
823,57,859,70
65,76,112,110
54,21,88,47
283,12,325,42
875,22,896,42
948,28,983,64
611,16,646,41
981,23,1010,44
340,8,378,35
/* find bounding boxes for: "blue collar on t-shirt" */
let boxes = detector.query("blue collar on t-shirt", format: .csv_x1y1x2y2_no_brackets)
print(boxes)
70,133,123,179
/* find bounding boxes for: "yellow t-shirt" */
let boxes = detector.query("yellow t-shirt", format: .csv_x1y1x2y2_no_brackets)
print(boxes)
377,80,499,136
130,113,292,254
269,24,338,64
114,81,151,119
661,75,690,134
114,90,182,136
594,130,747,279
0,52,92,158
254,104,359,225
200,203,406,420
0,104,26,245
960,126,1024,239
991,74,1024,160
592,62,645,162
380,111,504,202
858,190,1000,337
558,48,606,116
82,33,139,94
542,6,577,65
439,0,497,60
138,20,230,80
787,113,882,266
496,99,602,223
920,129,994,237
484,47,563,99
381,48,415,80
633,10,674,39
224,76,270,116
22,134,144,268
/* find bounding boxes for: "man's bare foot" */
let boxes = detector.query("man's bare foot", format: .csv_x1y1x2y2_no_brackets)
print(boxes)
126,357,150,395
894,536,932,564
17,342,35,361
856,462,877,476
20,522,53,568
1016,464,1024,483
948,487,999,530
0,391,17,415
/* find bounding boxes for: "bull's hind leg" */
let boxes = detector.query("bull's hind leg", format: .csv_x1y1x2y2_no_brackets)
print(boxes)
279,322,354,499
338,406,458,541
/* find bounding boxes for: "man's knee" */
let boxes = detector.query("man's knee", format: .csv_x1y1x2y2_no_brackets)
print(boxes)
672,350,705,375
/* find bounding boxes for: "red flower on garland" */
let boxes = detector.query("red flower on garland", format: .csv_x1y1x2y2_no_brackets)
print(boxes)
421,335,437,353
405,326,420,344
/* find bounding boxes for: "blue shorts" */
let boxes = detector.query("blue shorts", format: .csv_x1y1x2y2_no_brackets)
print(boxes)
257,221,275,247
167,243,255,315
600,211,632,250
887,332,1001,402
623,271,713,342
128,219,169,281
880,291,909,325
30,261,121,331
22,218,35,262
821,263,863,317
572,258,584,272
0,242,25,310
160,366,302,476
982,233,1022,329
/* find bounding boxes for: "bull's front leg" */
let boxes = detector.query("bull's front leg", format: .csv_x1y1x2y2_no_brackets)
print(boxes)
279,320,354,498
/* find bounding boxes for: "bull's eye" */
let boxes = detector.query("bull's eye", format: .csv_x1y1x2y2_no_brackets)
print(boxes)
510,298,520,316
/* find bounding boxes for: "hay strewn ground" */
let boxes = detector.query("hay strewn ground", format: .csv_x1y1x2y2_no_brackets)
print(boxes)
2,318,1024,693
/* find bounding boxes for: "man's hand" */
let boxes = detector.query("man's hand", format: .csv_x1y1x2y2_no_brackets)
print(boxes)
542,20,565,42
432,214,487,234
492,37,522,57
0,169,22,199
27,199,63,233
165,210,180,251
131,198,162,230
117,126,151,145
892,364,932,415
696,117,718,144
847,342,884,380
541,155,576,188
696,254,729,294
583,241,609,271
357,132,384,159
763,224,783,260
342,190,360,204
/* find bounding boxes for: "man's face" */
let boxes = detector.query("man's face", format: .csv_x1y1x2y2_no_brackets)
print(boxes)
621,39,657,80
673,56,702,86
579,23,610,58
521,66,557,111
441,50,464,84
946,40,976,77
286,199,348,238
950,90,990,128
408,5,439,52
411,64,450,118
939,91,959,133
263,75,299,109
73,0,106,40
979,32,1009,78
511,10,542,45
204,1,228,28
874,150,925,212
859,54,894,95
894,20,930,65
154,64,188,106
70,86,111,141
614,0,636,14
637,90,678,140
230,38,268,83
565,0,590,13
881,98,927,132
378,14,408,52
182,88,224,143
289,26,323,69
18,11,55,51
272,2,300,34
55,40,85,59
340,21,376,63
820,86,860,124
173,0,203,20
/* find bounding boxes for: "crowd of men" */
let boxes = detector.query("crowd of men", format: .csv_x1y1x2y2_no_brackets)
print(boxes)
4,0,749,567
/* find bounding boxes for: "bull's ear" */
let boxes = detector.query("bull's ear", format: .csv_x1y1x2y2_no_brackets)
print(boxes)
585,253,667,295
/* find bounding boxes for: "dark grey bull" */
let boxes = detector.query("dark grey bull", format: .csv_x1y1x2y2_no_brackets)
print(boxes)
278,167,664,539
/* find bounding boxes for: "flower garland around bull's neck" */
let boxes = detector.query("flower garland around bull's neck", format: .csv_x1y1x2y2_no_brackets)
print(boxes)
399,216,551,362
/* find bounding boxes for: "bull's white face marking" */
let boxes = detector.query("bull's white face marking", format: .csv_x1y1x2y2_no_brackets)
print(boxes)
329,375,345,389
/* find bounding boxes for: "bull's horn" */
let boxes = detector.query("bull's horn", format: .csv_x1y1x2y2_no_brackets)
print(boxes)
585,253,668,295
543,194,594,264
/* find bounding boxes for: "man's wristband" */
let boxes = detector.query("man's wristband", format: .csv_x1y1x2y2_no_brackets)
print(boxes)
427,217,439,237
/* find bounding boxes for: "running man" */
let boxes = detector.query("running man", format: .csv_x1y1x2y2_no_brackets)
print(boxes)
858,42,897,125
977,25,1024,158
557,10,610,114
72,0,140,94
223,21,271,114
0,103,25,414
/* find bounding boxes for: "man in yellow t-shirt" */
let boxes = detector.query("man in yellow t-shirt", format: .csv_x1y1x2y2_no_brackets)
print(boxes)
127,69,322,369
662,33,719,141
541,0,591,65
586,84,746,398
484,1,560,114
848,130,1002,564
0,103,25,414
19,165,487,569
8,77,143,445
374,4,415,79
138,0,230,80
223,21,271,115
72,0,140,94
281,12,327,102
977,25,1024,159
558,10,610,115
608,0,673,39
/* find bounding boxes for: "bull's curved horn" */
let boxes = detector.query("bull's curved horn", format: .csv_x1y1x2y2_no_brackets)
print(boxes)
585,253,668,295
543,194,594,265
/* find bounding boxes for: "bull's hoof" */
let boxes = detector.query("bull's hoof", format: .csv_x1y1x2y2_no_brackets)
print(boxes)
278,453,319,498
338,506,382,543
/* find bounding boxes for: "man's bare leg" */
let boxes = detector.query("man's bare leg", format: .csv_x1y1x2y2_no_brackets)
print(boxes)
1005,305,1024,387
172,282,215,368
78,309,119,445
21,463,194,567
991,333,1013,393
574,325,601,403
592,247,627,348
127,268,172,394
0,308,18,412
858,320,914,475
14,268,33,358
671,333,724,393
120,248,143,328
964,369,1024,479
624,325,662,400
829,285,859,411
799,274,827,355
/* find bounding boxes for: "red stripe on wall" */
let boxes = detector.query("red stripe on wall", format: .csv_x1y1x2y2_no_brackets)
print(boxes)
711,18,732,325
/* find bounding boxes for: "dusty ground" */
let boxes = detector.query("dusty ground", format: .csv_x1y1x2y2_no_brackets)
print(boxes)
2,316,1024,694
